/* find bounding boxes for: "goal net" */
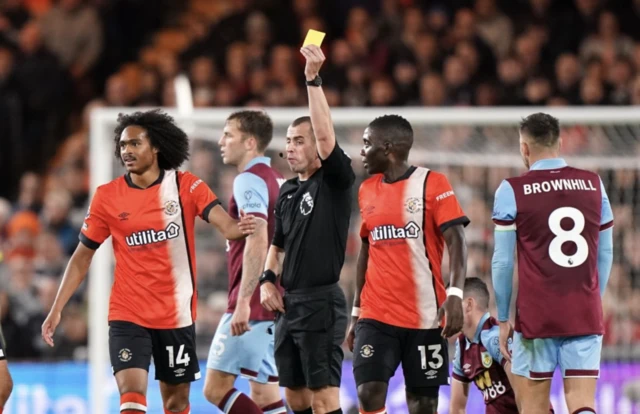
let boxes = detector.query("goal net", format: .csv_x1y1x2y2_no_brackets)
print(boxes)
89,107,640,413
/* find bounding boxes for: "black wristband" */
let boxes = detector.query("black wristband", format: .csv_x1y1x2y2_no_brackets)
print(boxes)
306,75,322,87
259,269,277,286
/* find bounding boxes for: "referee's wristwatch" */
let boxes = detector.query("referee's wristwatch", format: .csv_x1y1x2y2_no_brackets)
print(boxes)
259,269,277,286
306,75,322,87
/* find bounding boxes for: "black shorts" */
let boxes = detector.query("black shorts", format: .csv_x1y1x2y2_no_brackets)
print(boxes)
0,327,6,361
109,321,200,384
274,283,347,389
353,319,449,392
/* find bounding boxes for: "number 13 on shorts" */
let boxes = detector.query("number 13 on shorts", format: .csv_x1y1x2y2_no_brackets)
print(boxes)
418,344,444,370
166,344,191,368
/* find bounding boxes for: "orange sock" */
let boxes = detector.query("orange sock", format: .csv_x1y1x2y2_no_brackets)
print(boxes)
120,391,146,413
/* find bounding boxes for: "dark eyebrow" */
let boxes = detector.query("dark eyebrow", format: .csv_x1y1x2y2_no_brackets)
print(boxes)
120,138,140,144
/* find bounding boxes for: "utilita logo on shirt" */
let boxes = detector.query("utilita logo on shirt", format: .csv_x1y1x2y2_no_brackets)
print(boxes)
371,222,420,241
125,222,180,246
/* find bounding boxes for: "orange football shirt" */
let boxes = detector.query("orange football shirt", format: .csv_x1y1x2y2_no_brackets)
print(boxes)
80,170,218,329
359,167,469,329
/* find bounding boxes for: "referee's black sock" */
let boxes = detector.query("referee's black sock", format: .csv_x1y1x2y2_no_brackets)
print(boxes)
293,409,313,414
326,409,343,414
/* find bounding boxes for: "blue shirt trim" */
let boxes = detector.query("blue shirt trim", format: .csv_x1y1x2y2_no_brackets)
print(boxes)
492,180,517,222
529,158,568,170
244,156,271,170
471,312,491,344
481,325,508,365
233,171,269,216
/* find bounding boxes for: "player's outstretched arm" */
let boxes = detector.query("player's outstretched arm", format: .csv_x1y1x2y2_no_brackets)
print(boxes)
260,245,285,313
597,227,614,297
598,176,614,296
230,218,269,336
300,44,336,160
207,205,256,240
438,224,467,338
491,180,517,361
347,240,369,351
449,380,469,414
491,230,516,362
42,243,96,347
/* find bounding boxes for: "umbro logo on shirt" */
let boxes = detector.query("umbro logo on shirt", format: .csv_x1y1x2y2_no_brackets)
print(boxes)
119,212,130,221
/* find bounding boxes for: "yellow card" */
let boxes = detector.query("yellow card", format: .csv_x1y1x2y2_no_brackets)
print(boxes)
303,29,326,47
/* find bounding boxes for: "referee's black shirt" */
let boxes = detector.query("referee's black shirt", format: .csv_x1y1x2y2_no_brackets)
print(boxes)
272,143,355,291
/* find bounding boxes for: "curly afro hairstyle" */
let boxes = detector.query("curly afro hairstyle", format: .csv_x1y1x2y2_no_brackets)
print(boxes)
114,109,190,170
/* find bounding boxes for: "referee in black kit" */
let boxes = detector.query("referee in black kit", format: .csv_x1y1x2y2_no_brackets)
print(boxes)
259,44,355,414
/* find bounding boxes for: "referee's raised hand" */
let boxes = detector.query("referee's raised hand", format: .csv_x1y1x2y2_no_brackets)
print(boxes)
260,281,285,313
300,44,325,81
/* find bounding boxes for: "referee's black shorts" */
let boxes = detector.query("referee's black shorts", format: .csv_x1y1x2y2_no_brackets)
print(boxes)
274,283,347,389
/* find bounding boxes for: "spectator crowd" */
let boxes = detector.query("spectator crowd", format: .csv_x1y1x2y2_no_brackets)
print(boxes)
0,0,638,360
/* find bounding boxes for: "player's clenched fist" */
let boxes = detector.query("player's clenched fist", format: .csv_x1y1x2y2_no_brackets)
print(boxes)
346,318,358,352
41,310,61,347
237,209,256,235
438,296,464,338
260,282,285,313
498,321,513,363
230,302,251,336
300,44,325,81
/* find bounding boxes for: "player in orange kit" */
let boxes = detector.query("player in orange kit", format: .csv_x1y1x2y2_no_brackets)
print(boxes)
0,328,12,413
41,109,255,414
348,115,469,414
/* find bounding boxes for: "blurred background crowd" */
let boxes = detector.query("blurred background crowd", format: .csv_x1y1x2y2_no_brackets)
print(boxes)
0,0,638,361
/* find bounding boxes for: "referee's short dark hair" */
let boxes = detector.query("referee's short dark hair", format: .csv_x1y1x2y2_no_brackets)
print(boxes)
464,277,490,311
227,110,274,152
368,114,413,160
291,116,315,137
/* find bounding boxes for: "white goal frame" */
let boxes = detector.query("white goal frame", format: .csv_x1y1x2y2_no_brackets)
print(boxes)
88,106,640,413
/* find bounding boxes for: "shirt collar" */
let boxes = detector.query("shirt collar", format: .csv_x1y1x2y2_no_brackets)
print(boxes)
472,312,491,344
244,156,271,171
529,158,568,171
125,169,165,189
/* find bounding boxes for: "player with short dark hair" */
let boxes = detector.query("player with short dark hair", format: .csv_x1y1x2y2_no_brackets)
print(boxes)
41,109,256,414
204,110,286,414
348,114,470,414
259,45,355,414
492,112,614,414
450,277,554,413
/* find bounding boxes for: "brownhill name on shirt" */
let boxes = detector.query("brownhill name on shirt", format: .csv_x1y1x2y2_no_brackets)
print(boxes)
523,178,597,195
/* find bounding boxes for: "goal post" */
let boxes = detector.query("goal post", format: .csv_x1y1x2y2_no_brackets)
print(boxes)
89,106,640,413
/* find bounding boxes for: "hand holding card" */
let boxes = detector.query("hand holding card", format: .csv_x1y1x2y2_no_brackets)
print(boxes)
303,29,325,47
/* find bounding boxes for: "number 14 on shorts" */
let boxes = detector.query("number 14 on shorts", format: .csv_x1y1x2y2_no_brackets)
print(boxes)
166,344,190,368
